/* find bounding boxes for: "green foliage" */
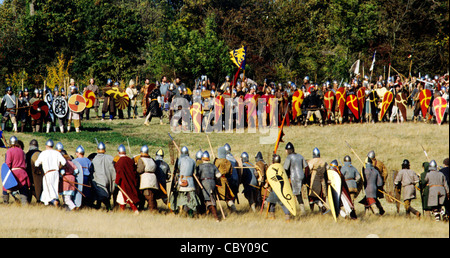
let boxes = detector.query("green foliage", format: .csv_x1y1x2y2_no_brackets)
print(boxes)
0,0,448,89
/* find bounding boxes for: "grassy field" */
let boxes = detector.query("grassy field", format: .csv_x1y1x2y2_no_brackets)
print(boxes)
0,108,449,238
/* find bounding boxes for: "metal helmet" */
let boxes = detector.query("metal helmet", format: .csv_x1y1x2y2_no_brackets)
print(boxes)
202,151,210,161
196,149,203,160
368,150,376,159
272,154,281,164
155,148,164,157
9,136,18,145
285,142,294,151
76,145,85,154
46,139,54,147
241,152,249,162
429,160,437,170
255,151,263,161
97,142,106,151
6,86,12,92
224,143,231,153
140,145,149,154
29,139,39,147
117,144,126,153
55,142,64,151
402,159,410,169
181,146,189,155
313,147,320,158
330,160,339,167
344,155,351,162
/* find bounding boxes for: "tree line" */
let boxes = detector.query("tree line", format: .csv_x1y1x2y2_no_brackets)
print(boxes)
0,0,448,92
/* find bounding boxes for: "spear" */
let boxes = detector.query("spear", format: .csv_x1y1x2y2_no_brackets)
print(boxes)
420,144,430,162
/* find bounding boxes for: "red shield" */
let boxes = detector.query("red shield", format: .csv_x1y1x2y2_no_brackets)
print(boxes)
356,87,366,118
324,91,335,119
292,90,304,118
379,91,393,120
433,97,447,125
346,94,359,120
30,100,49,120
419,89,432,117
336,87,346,117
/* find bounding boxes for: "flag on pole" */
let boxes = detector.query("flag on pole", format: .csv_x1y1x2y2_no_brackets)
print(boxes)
230,46,247,70
349,59,360,75
369,51,376,72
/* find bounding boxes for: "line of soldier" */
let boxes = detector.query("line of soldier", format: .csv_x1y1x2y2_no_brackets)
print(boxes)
0,78,100,133
3,135,449,222
2,73,448,134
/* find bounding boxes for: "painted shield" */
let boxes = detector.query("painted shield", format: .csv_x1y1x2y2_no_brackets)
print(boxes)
30,100,49,120
433,97,447,125
292,90,304,118
379,91,393,120
356,87,365,119
419,89,432,118
395,92,408,121
83,90,96,109
44,93,55,122
68,94,86,113
115,92,130,110
52,96,69,118
336,87,346,117
266,163,296,216
324,91,335,119
1,163,18,190
346,94,359,120
191,102,202,133
327,168,342,222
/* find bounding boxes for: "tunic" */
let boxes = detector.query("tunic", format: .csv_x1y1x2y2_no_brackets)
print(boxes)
147,88,163,117
91,153,116,201
341,162,361,193
394,169,419,200
424,168,449,207
61,158,77,195
177,154,196,192
196,162,220,203
283,153,307,195
307,157,327,198
34,149,67,205
214,158,235,201
136,155,158,190
5,146,30,190
114,155,139,204
363,164,383,199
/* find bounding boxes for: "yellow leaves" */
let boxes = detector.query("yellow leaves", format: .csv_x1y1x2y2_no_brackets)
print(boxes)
5,70,28,90
45,52,73,91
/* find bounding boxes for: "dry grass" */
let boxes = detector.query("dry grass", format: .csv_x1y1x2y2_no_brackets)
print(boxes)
0,109,448,238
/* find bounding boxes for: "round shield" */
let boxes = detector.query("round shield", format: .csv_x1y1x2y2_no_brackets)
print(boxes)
115,92,130,110
83,90,96,109
30,100,49,120
52,96,69,118
68,94,86,113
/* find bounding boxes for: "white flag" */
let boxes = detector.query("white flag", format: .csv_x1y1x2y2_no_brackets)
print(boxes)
369,51,376,71
349,59,360,75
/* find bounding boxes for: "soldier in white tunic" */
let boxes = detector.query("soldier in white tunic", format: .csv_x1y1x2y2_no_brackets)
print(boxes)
34,139,67,206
